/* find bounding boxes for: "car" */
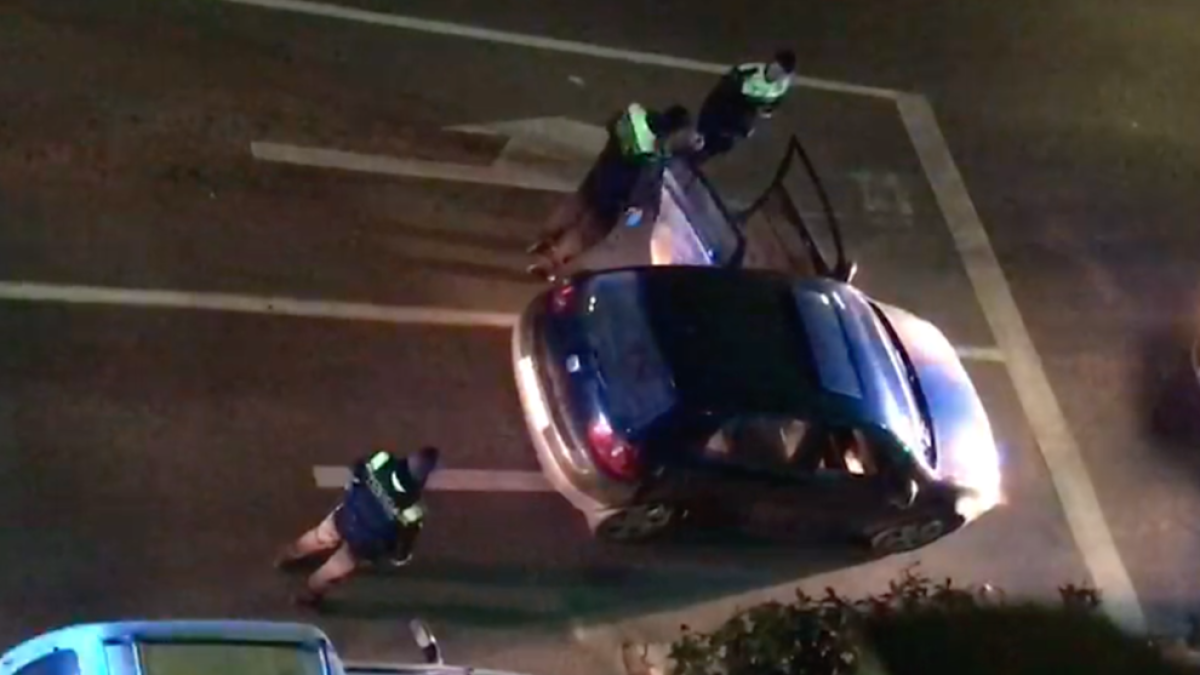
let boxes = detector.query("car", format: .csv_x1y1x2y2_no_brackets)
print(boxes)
511,138,1002,556
0,618,515,675
512,266,1002,555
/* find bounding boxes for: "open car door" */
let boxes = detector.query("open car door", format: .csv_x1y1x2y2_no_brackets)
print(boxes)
562,156,747,274
559,136,852,279
734,135,857,282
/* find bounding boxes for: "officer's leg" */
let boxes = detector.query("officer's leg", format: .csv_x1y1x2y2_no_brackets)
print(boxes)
528,192,607,279
390,523,423,566
544,209,611,274
527,192,585,265
275,509,342,567
296,542,359,605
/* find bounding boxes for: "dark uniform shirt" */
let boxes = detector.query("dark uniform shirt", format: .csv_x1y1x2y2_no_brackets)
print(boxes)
698,63,791,142
335,451,426,560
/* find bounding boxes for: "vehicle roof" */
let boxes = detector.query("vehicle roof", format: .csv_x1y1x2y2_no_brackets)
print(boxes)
2,623,537,675
1,621,332,675
577,266,923,442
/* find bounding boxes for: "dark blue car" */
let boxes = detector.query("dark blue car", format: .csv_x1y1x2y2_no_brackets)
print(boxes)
513,266,1001,555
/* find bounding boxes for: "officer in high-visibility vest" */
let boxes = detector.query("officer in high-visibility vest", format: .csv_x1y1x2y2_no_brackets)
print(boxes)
526,103,700,280
694,49,796,163
275,445,441,607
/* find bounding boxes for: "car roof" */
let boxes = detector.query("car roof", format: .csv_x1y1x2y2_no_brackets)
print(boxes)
1,623,535,675
1,621,332,675
576,266,924,441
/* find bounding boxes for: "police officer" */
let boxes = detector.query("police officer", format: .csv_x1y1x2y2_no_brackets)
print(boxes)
526,103,701,281
694,49,797,163
275,445,441,607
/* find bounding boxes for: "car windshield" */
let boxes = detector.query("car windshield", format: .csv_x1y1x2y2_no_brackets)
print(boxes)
867,305,936,465
640,269,817,414
662,160,742,266
133,640,325,675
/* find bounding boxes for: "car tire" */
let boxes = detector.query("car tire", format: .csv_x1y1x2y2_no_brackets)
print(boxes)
593,504,675,543
863,517,949,556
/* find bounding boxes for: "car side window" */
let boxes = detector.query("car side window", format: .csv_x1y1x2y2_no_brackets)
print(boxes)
14,651,81,675
701,415,812,473
793,425,893,478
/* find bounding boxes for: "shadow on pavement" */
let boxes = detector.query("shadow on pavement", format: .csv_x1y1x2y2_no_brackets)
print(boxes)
387,253,543,286
391,221,535,253
379,221,544,286
324,525,865,629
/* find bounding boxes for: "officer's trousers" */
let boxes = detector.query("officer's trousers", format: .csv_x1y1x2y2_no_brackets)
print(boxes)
284,509,360,595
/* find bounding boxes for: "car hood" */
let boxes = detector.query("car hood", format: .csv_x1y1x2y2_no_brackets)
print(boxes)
872,302,1003,522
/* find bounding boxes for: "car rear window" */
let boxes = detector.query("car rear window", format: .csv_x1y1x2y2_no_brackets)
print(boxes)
582,274,678,435
641,269,817,413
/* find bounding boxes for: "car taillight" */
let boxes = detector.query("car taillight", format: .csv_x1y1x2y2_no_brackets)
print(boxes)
586,415,641,481
550,284,576,313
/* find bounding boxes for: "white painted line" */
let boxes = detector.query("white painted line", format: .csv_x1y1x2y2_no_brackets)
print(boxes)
313,466,553,492
2,281,1004,368
955,345,1006,363
250,141,577,193
218,0,900,100
896,93,1145,633
0,281,519,328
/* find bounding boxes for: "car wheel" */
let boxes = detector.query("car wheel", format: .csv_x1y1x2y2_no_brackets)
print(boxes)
594,504,675,542
865,518,948,555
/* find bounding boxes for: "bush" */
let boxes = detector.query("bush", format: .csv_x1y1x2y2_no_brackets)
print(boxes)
668,567,1193,675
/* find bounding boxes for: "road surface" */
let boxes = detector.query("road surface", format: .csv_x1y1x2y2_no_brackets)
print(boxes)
2,0,1197,671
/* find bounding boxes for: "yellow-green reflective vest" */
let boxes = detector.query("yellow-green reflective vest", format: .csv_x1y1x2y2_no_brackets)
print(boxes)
739,63,791,103
615,103,658,158
364,450,426,526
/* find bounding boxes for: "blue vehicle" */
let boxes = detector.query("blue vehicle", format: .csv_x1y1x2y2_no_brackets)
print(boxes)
511,140,1002,556
0,619,511,675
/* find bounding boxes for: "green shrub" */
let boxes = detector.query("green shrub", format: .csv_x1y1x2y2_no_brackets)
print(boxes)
669,567,1191,675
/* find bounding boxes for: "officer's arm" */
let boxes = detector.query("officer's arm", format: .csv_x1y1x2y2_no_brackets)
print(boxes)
759,90,789,116
397,520,422,551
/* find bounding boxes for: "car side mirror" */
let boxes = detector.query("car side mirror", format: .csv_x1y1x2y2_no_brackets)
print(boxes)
408,619,443,664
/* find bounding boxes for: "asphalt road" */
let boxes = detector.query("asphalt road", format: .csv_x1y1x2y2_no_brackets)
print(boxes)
1,0,1197,670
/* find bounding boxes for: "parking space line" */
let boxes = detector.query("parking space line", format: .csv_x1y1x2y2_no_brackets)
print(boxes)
0,281,518,328
217,0,900,100
313,466,553,492
0,280,1005,363
0,280,1004,361
251,141,577,192
953,345,1006,363
896,93,1145,633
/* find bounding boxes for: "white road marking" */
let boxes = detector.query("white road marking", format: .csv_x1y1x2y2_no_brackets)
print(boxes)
448,117,608,165
217,0,900,100
954,345,1005,363
896,93,1145,633
250,141,577,192
0,281,519,328
313,466,554,492
0,280,1006,363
